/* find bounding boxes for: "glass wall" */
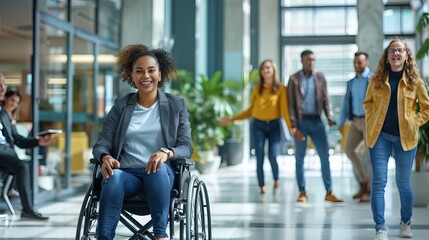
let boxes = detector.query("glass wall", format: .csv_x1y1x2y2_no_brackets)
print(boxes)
35,1,121,195
37,23,68,191
0,0,33,119
383,7,415,35
281,6,357,36
99,0,122,42
0,0,121,201
39,0,68,21
281,0,356,7
72,0,96,33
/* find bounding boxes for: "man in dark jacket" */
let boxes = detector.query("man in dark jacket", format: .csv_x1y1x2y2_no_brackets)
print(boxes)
287,50,343,203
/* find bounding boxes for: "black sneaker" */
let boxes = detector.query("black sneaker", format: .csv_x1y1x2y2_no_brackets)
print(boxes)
21,211,49,220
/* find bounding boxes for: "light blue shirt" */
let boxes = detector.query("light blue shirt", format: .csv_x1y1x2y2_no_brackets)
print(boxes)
300,71,317,115
119,100,165,168
351,68,371,117
338,67,372,126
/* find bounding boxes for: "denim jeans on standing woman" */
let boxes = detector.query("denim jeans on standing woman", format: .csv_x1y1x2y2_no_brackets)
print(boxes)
97,165,175,240
369,132,416,231
253,118,281,187
294,118,332,192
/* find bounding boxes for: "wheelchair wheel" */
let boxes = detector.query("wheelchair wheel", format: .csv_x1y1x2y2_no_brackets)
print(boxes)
186,175,211,240
76,184,99,240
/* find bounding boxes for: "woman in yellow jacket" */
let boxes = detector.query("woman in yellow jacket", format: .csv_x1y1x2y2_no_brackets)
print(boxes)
363,38,429,240
220,59,292,194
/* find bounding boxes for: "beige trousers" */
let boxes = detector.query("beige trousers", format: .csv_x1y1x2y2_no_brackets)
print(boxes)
344,117,371,190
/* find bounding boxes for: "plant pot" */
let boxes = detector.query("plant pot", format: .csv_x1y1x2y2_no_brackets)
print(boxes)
411,171,429,207
220,139,243,166
195,150,221,174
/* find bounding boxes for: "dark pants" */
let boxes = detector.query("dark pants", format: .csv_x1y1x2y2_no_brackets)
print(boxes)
252,119,281,187
294,118,332,192
0,144,33,213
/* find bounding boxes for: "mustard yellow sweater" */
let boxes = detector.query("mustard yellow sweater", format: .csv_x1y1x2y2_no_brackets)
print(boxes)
232,84,292,128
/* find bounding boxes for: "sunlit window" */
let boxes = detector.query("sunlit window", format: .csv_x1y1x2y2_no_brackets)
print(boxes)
281,0,356,7
282,7,357,36
383,7,414,35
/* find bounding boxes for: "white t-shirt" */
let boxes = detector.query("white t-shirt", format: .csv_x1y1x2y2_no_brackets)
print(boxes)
119,100,165,168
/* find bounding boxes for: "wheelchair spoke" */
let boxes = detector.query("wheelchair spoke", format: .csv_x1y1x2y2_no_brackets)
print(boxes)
193,181,211,240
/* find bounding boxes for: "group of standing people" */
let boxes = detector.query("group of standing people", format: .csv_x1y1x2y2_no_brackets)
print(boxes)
221,37,429,240
220,50,343,203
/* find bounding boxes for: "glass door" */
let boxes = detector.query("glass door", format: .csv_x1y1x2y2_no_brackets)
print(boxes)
37,22,68,193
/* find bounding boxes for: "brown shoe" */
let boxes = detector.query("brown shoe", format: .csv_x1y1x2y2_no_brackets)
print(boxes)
325,191,343,203
297,191,307,202
359,191,371,202
274,180,280,190
353,182,367,199
259,186,266,194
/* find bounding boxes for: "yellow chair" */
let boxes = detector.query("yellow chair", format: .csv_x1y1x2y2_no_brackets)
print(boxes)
58,132,89,174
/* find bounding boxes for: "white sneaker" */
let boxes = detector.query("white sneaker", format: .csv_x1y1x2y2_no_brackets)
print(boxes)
399,221,413,238
375,229,388,240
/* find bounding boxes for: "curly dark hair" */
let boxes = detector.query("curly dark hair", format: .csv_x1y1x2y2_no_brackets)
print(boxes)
372,38,420,90
117,44,177,88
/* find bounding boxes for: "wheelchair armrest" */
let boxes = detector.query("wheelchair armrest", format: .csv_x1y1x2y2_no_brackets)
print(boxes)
171,158,194,167
89,158,194,169
90,158,100,165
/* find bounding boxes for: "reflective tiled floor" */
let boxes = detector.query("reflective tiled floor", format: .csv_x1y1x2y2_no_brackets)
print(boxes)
1,154,429,239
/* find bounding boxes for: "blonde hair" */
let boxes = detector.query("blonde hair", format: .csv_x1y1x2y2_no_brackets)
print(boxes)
257,59,281,95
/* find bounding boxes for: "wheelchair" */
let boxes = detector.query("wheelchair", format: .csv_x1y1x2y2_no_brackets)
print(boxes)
75,158,211,240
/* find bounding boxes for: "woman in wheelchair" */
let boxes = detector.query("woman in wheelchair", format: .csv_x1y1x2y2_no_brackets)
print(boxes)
92,44,193,240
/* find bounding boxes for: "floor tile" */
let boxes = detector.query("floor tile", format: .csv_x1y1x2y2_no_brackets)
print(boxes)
1,154,428,239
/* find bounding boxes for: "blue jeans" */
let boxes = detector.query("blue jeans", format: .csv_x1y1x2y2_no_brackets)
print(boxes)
294,119,332,192
97,165,175,240
253,119,281,187
369,132,415,231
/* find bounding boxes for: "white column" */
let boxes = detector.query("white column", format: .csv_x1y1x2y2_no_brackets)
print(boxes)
356,0,384,71
259,0,279,64
121,0,153,47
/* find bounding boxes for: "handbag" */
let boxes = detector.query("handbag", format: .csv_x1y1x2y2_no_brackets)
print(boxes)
279,118,292,142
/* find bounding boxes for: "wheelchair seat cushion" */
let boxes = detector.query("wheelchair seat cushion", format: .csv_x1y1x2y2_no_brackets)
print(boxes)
122,190,151,216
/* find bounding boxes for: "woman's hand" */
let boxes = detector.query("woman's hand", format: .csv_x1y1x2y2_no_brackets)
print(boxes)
37,135,53,146
219,117,232,126
101,155,120,180
292,128,306,141
146,151,168,174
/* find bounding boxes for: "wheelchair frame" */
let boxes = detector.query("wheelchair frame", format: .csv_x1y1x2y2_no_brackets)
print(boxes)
75,158,211,240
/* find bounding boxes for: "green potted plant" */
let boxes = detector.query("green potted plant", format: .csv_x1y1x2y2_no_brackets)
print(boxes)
413,82,429,207
171,70,236,173
220,68,260,166
415,10,429,171
412,9,429,207
416,12,429,60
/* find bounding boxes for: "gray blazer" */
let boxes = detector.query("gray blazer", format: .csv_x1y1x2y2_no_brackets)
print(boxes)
92,90,193,163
